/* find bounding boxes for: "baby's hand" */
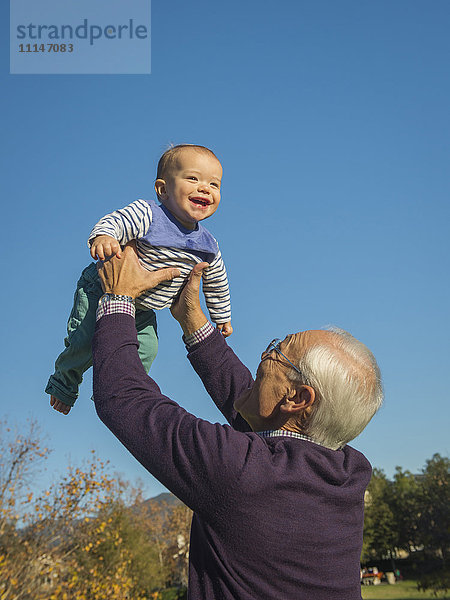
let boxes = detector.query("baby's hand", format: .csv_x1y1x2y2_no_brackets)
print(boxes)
90,235,122,261
217,321,233,338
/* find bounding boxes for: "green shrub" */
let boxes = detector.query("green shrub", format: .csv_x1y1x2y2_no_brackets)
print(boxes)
160,586,187,600
418,568,450,598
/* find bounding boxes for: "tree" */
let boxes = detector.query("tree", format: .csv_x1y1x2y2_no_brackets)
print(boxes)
0,418,50,535
361,453,450,597
416,454,450,598
362,468,398,564
417,454,450,564
391,466,420,553
0,419,164,599
162,504,192,588
135,495,192,593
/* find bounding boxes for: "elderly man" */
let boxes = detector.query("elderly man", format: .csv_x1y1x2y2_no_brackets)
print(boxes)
93,246,383,600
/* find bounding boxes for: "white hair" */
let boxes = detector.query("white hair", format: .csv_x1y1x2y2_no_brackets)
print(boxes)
289,327,383,450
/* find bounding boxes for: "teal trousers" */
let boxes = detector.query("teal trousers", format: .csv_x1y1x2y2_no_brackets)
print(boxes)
45,263,158,407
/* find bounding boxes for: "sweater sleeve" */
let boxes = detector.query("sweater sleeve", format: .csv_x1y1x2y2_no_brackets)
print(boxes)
92,315,256,517
187,329,253,431
87,199,152,246
201,251,231,323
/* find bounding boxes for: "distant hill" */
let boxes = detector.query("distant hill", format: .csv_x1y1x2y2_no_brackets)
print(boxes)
140,492,184,521
144,492,183,509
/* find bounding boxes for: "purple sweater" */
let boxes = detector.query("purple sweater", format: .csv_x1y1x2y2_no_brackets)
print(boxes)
93,314,371,600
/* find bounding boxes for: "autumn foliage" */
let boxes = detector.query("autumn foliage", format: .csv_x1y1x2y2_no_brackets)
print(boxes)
0,420,191,600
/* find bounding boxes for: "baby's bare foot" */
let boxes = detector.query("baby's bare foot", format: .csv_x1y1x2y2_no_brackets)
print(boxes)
50,395,71,415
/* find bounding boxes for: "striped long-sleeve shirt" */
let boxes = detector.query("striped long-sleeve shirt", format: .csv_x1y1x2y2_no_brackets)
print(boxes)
88,198,231,324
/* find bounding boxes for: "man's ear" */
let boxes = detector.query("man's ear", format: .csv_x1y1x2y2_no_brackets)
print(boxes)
279,385,316,415
155,178,168,200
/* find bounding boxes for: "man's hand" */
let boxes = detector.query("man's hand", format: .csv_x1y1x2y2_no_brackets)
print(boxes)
216,321,233,338
91,235,122,261
170,263,210,336
97,242,181,299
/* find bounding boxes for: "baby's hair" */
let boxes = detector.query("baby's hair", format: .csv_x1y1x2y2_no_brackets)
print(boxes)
156,144,220,180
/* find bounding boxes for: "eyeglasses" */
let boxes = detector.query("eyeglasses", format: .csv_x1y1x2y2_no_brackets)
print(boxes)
265,338,303,376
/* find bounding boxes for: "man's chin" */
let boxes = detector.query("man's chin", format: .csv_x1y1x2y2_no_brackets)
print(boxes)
233,392,247,413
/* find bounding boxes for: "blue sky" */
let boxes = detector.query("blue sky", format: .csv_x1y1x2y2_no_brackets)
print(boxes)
2,0,449,499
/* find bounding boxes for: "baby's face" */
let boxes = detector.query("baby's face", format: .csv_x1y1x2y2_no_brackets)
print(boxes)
155,148,222,230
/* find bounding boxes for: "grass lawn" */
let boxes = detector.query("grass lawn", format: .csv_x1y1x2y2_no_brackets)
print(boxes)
361,580,448,599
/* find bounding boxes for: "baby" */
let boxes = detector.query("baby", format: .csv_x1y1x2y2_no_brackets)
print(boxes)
46,144,232,414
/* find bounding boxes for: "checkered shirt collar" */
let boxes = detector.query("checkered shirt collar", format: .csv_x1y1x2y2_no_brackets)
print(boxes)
256,429,324,447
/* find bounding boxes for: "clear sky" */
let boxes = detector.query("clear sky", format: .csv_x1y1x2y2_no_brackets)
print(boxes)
2,0,449,499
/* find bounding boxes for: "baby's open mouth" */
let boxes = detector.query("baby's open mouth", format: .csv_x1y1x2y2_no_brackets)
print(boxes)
189,197,210,207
